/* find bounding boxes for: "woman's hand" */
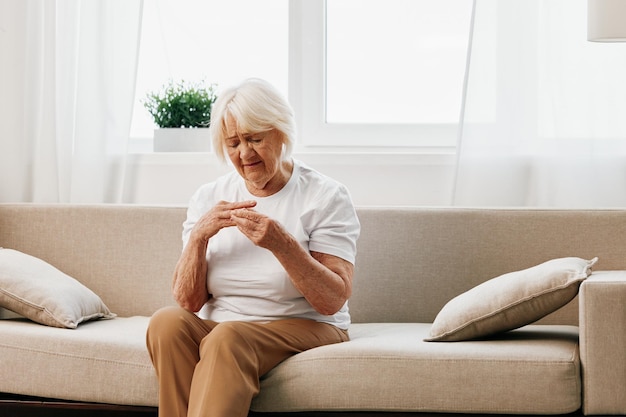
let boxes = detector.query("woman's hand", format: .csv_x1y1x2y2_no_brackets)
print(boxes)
192,200,257,243
231,208,354,316
229,207,283,250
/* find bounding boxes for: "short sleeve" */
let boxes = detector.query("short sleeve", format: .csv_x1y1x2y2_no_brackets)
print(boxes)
306,184,360,264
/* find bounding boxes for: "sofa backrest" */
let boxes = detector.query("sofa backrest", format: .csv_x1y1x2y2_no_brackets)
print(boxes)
0,204,183,317
2,204,625,324
350,207,626,325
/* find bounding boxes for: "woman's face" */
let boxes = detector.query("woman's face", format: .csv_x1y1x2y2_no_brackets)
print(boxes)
224,115,291,196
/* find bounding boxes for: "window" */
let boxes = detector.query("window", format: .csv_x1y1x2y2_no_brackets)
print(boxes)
130,0,288,140
327,1,471,125
131,0,473,151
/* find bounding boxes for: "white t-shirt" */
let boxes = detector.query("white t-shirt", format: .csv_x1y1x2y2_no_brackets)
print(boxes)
182,159,360,329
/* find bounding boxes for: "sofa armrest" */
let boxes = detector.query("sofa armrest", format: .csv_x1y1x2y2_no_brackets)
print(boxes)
580,271,626,415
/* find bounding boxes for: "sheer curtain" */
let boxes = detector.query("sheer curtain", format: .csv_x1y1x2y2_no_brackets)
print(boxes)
453,0,626,207
0,0,142,203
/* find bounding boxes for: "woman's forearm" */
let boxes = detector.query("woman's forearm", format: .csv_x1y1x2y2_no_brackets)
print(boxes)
172,235,210,312
229,207,354,315
271,230,353,316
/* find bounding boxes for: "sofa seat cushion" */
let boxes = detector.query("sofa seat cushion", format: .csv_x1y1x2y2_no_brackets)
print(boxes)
0,316,157,407
0,318,581,414
252,323,581,414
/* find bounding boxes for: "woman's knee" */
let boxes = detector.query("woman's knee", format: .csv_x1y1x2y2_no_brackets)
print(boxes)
148,306,185,334
203,321,248,343
146,306,207,348
199,321,255,357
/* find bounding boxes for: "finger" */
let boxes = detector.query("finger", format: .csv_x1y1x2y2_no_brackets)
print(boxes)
214,200,255,210
212,201,255,221
229,200,257,210
231,208,259,221
216,210,235,220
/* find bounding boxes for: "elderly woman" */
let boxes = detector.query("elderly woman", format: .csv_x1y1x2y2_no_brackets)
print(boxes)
146,78,360,417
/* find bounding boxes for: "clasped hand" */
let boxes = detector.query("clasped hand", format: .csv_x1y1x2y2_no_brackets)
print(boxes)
194,200,285,250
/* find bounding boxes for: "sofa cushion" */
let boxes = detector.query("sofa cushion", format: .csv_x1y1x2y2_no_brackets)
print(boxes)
252,323,581,414
0,316,157,406
0,248,115,329
425,257,597,342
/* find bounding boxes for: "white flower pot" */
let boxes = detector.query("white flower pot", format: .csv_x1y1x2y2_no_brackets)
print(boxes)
153,128,211,152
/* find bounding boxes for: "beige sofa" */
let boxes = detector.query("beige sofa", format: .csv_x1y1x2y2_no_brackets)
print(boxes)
1,204,626,416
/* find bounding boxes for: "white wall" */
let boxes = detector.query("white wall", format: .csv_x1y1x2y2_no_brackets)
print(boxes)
123,152,457,207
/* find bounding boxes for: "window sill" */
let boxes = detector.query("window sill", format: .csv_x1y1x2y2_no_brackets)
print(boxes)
128,136,457,167
127,149,456,166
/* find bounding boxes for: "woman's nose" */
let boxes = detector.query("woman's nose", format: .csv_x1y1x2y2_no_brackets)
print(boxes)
239,142,256,158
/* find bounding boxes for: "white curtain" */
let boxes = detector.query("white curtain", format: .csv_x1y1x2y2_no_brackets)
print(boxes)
0,0,142,203
453,0,626,207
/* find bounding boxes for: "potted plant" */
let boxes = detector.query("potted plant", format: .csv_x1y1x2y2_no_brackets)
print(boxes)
143,79,218,152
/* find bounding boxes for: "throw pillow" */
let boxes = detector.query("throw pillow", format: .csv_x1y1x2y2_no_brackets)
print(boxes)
0,248,115,328
425,256,597,342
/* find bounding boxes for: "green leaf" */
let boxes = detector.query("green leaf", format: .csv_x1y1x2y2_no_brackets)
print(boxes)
142,79,218,128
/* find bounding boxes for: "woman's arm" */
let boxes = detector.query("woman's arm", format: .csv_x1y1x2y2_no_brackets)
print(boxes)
172,233,211,312
173,200,257,312
231,209,353,315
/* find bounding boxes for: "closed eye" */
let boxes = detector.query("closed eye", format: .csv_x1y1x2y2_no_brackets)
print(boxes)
245,135,264,145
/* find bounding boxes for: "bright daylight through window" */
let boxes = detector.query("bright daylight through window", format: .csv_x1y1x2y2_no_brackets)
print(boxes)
130,0,472,151
326,0,471,125
130,0,288,142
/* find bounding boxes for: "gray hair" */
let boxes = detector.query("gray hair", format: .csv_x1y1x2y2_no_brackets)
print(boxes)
209,78,296,161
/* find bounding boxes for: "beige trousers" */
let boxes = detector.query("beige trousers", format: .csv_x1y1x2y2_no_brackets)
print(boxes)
146,306,349,417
